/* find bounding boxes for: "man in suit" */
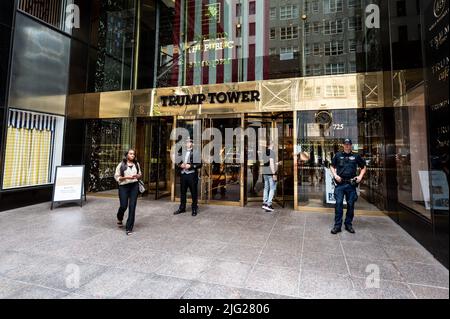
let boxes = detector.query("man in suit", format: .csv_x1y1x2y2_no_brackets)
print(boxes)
174,139,202,216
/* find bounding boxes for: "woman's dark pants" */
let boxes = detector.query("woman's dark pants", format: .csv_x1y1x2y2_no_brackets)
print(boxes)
117,182,139,232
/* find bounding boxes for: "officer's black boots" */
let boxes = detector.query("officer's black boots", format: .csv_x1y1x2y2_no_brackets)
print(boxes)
345,225,356,233
331,227,342,235
174,209,186,215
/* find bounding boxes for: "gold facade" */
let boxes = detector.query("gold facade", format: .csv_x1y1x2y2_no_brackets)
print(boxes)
67,72,388,119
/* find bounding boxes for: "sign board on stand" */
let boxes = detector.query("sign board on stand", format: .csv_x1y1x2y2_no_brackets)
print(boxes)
52,165,86,210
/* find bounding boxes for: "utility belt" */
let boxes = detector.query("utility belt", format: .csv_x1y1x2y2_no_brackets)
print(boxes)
333,177,359,187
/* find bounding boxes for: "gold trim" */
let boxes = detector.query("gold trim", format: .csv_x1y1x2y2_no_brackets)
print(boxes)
293,110,298,211
171,116,176,202
240,114,245,207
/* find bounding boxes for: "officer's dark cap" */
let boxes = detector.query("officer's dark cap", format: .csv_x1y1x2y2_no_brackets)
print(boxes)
343,138,352,145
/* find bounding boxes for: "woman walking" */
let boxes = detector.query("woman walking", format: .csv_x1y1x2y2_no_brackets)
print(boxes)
114,149,142,235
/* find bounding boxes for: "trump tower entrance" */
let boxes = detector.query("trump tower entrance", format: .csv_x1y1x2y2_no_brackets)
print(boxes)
99,76,391,216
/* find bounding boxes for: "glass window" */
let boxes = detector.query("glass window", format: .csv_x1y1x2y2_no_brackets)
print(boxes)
304,22,311,35
280,47,298,54
397,0,407,17
313,64,322,75
280,25,299,40
249,1,256,15
324,41,344,56
249,22,256,36
270,28,276,40
306,0,320,13
313,22,321,33
236,3,241,16
348,16,363,31
2,109,64,189
324,0,343,13
270,7,277,20
18,0,73,33
313,43,322,56
154,0,383,86
280,5,299,20
304,44,311,56
91,1,136,92
348,0,362,9
349,39,357,52
325,63,345,75
325,85,346,97
324,19,343,35
236,25,242,38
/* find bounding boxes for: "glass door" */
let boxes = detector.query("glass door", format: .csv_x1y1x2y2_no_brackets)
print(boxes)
136,117,173,200
274,113,295,208
205,116,243,204
174,118,203,202
245,114,273,204
244,112,294,208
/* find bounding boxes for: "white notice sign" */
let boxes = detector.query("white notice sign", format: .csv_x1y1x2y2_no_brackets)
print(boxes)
53,166,84,203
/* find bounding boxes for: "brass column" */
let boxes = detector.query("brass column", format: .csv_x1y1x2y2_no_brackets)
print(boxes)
240,113,245,207
293,110,298,210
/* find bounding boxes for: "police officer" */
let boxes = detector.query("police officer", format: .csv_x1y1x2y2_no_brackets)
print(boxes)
330,139,367,234
174,139,202,216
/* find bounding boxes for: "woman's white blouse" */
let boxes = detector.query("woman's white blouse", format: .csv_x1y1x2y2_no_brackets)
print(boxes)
114,163,139,186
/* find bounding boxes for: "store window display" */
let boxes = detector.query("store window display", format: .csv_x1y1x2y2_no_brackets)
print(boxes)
2,109,64,189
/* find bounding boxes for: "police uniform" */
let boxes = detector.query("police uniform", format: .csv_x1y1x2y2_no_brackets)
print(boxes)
331,149,366,229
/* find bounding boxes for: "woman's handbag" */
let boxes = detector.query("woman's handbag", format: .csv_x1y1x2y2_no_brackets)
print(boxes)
138,180,146,194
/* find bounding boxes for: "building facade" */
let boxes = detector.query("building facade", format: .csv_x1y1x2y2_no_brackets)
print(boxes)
0,0,448,267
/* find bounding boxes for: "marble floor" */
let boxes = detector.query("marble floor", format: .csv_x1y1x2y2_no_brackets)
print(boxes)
0,197,448,299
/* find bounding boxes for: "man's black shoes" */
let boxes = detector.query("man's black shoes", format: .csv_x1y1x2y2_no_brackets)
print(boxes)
192,210,198,217
345,225,356,234
173,209,186,215
331,227,342,235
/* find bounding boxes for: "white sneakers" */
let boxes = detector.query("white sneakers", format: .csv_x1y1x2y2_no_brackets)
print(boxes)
262,203,274,212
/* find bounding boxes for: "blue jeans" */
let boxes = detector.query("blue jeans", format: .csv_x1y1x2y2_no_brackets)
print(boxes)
263,175,277,206
334,183,358,228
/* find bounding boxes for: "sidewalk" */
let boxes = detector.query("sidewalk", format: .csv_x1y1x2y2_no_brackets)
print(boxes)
0,197,448,299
